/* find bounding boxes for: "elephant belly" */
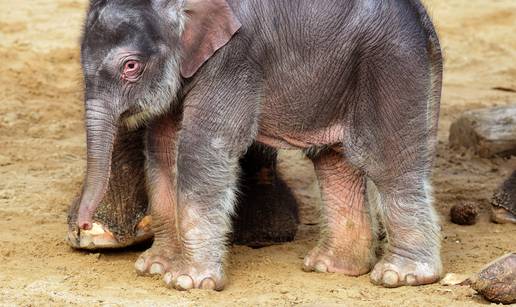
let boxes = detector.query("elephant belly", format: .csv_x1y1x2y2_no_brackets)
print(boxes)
255,123,345,149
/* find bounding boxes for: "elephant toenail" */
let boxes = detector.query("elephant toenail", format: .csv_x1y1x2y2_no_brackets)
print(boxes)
314,262,328,273
150,263,164,275
176,275,194,290
163,272,173,285
370,270,381,283
382,270,400,287
200,278,216,290
302,259,313,272
405,274,417,285
134,259,146,273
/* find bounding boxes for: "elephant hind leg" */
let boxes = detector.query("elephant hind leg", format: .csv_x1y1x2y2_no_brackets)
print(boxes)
303,149,375,276
367,177,442,287
341,43,442,287
345,117,442,287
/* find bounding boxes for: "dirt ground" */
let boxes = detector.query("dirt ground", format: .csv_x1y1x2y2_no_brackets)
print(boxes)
0,0,515,306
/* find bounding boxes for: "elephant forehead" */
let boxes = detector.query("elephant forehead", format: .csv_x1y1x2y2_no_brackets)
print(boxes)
83,2,162,52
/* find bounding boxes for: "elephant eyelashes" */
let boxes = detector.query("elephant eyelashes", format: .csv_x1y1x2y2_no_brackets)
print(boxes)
122,60,143,82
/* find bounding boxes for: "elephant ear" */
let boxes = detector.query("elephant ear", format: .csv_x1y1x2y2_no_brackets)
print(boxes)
180,0,241,78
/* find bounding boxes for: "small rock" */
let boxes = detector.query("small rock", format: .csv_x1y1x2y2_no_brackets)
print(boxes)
469,253,516,304
440,273,469,286
449,106,516,158
450,202,478,225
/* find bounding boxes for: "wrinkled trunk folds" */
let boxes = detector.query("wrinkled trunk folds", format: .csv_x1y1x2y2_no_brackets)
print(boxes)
77,100,118,230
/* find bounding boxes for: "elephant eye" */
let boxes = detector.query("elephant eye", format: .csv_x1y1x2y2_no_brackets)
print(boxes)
122,60,143,82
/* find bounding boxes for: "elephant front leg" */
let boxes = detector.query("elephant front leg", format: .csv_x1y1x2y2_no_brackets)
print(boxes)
134,115,184,283
136,119,240,291
173,131,241,291
303,150,375,276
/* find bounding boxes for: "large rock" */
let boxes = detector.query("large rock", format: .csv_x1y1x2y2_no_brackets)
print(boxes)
469,253,516,304
450,105,516,158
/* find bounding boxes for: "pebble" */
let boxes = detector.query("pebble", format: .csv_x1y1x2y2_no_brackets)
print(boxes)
450,202,478,225
440,273,469,286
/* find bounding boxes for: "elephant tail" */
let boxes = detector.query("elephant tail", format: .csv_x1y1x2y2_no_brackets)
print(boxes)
409,0,443,159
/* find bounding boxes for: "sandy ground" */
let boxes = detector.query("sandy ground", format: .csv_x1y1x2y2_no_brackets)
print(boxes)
1,0,515,306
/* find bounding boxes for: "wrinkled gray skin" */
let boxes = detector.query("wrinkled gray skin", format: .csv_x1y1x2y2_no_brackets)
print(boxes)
76,0,443,290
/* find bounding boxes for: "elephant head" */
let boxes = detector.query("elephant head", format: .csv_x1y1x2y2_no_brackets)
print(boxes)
76,0,241,230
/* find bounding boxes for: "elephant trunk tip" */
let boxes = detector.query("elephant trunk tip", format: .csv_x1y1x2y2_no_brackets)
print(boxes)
78,220,93,231
77,204,95,230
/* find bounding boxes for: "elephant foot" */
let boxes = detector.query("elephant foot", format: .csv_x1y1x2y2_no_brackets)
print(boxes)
303,246,372,276
491,207,516,224
68,216,153,250
370,251,442,287
135,246,225,291
490,171,516,224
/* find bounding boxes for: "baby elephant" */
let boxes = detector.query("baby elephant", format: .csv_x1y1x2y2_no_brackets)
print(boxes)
75,0,443,290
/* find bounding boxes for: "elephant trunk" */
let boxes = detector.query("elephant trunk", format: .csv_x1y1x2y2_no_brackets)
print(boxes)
77,100,118,230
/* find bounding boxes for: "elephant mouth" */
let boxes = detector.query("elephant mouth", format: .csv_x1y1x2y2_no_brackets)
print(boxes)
121,108,155,129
